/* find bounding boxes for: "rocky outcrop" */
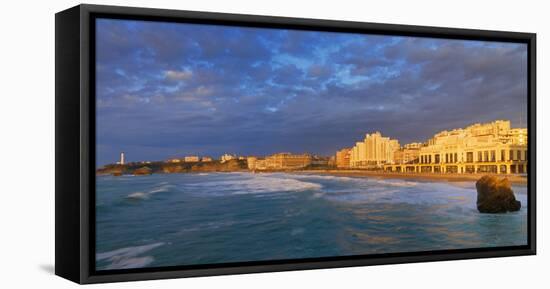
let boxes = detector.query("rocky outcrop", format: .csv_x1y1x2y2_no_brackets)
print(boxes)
97,159,248,175
133,166,152,176
476,175,521,213
162,165,185,173
96,164,125,176
190,159,247,172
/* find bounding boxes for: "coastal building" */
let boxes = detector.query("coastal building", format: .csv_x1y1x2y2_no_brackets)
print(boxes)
247,153,312,170
349,132,400,168
393,143,422,166
252,159,269,170
266,153,312,169
383,120,528,174
184,156,200,162
167,158,181,163
328,156,336,167
201,156,213,162
247,157,257,170
311,155,330,166
335,148,352,168
220,153,236,163
354,142,367,167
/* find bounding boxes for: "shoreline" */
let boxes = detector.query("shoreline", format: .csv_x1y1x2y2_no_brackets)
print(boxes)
99,169,528,185
294,169,528,185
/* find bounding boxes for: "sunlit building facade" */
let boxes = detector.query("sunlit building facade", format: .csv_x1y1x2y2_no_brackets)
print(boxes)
349,132,400,168
184,156,200,162
266,153,312,169
384,120,528,174
247,153,312,170
220,153,236,163
335,148,352,168
393,143,421,168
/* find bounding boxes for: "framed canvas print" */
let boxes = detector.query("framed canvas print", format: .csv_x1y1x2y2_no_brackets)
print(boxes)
55,4,536,284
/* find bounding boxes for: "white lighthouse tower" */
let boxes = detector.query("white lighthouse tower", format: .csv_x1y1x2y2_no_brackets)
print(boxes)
119,152,125,165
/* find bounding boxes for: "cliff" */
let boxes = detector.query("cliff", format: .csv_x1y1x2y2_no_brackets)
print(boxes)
96,159,248,176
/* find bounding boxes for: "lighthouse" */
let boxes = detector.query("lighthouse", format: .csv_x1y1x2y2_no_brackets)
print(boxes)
119,152,125,165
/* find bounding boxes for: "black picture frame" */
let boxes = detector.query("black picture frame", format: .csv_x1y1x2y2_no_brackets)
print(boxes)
55,4,536,284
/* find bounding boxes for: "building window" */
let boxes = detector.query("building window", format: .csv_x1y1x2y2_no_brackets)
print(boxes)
525,150,528,161
454,153,458,163
517,150,522,161
490,150,495,162
428,155,432,163
483,151,489,162
500,165,507,174
466,152,473,163
445,154,449,163
510,150,514,161
435,154,440,164
477,151,482,162
501,150,505,161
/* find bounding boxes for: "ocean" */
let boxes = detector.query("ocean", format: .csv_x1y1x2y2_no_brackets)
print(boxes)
95,172,528,270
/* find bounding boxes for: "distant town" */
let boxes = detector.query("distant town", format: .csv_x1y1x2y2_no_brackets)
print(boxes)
98,119,528,177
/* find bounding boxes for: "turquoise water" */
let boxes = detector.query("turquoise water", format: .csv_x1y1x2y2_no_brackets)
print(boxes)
95,172,528,270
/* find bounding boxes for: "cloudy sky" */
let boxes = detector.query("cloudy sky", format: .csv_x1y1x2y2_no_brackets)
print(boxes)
96,18,527,166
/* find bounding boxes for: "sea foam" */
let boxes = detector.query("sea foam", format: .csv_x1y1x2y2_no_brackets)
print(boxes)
125,184,174,200
96,242,165,270
232,176,322,195
186,174,322,196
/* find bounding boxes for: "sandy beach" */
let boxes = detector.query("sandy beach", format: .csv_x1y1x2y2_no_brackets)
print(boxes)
296,169,528,185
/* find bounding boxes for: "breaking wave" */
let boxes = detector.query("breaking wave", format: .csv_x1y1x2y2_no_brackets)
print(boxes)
186,174,322,196
231,176,322,195
323,182,477,206
96,242,165,270
290,174,417,187
375,179,418,187
290,174,356,182
126,183,174,200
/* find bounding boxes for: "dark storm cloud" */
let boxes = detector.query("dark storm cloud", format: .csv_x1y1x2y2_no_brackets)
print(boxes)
95,19,527,165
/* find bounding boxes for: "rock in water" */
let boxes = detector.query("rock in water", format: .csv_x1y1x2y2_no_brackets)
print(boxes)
476,175,521,213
